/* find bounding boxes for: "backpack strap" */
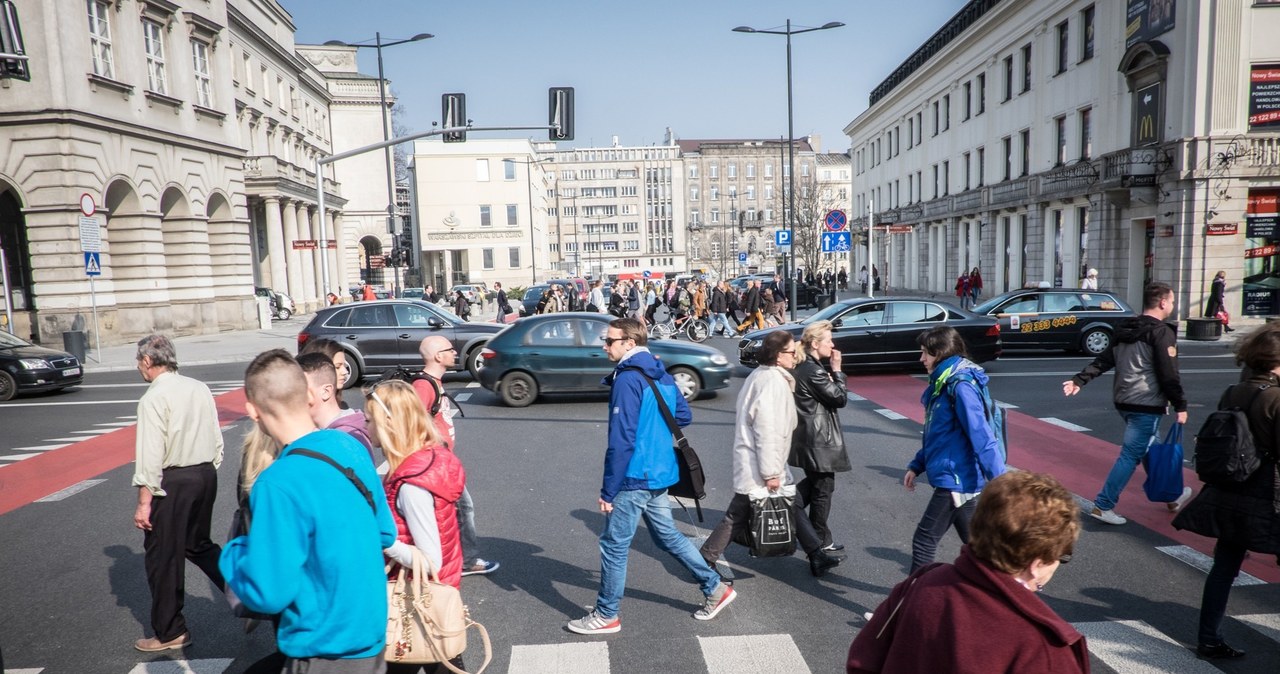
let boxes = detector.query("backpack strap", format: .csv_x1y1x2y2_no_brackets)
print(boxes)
635,371,702,521
290,448,377,514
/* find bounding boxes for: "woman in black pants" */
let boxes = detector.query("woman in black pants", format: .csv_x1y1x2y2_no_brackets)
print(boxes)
788,320,851,552
1174,324,1280,659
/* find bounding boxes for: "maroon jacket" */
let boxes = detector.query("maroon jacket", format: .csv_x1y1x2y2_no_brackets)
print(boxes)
848,546,1089,674
385,446,466,589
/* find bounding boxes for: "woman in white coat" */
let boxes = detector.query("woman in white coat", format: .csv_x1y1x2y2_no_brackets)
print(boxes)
699,330,844,577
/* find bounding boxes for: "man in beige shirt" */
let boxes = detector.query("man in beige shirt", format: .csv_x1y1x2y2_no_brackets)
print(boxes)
130,334,225,652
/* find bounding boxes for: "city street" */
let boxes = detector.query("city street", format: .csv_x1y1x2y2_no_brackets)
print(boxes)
2,336,1279,673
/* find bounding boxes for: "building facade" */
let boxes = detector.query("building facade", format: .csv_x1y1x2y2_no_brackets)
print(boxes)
847,0,1280,321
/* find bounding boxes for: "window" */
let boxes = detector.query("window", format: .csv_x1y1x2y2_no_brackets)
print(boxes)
1002,136,1012,181
506,204,518,226
479,205,492,227
710,241,720,258
1056,21,1069,75
482,248,494,269
1002,56,1013,101
142,20,166,94
942,161,950,196
1081,5,1095,62
87,0,113,78
710,185,718,200
977,147,985,187
932,100,940,136
728,163,737,178
931,164,939,199
890,302,946,324
1020,129,1031,176
963,82,971,120
746,163,755,178
689,165,699,179
1055,115,1067,166
1021,44,1032,93
475,159,490,181
503,159,516,180
710,208,720,223
977,73,986,114
1079,108,1092,159
690,186,699,200
765,185,774,200
963,152,971,190
709,164,719,179
746,185,756,200
839,302,886,326
995,294,1040,314
192,41,213,107
801,164,810,177
907,117,914,148
509,247,520,268
942,95,950,131
764,163,773,178
393,303,438,327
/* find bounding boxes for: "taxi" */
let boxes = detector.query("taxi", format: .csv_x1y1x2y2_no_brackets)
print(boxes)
972,288,1136,355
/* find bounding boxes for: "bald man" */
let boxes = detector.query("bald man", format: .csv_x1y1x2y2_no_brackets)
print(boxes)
414,336,500,576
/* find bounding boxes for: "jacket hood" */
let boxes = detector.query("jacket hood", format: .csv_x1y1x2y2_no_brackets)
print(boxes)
928,355,988,395
605,347,666,384
1114,315,1168,343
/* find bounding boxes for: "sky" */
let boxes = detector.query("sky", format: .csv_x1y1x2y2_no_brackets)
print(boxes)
282,0,966,153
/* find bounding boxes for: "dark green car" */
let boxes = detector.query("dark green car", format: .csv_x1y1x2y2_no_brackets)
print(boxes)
477,313,733,407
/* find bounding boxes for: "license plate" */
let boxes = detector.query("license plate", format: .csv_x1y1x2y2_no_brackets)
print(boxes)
64,367,81,377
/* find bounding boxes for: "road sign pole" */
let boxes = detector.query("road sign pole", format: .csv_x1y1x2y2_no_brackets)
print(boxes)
88,275,100,363
868,200,875,299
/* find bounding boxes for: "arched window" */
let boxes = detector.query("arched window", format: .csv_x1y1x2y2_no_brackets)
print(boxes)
0,186,33,311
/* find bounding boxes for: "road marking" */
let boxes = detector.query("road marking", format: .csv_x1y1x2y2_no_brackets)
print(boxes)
95,421,136,427
1038,417,1090,432
0,453,45,462
509,642,609,674
5,669,42,674
0,399,139,408
699,634,811,674
453,392,472,402
42,437,108,442
465,381,481,388
70,428,118,435
1156,545,1264,586
846,391,865,401
995,401,1018,409
126,659,235,673
9,445,67,452
34,478,107,502
875,408,907,420
1073,620,1220,673
1238,612,1280,641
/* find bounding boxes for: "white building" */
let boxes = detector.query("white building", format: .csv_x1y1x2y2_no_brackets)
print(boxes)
846,0,1280,321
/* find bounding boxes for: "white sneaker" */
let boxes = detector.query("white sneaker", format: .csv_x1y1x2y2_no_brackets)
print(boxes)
1167,487,1194,512
1090,507,1127,525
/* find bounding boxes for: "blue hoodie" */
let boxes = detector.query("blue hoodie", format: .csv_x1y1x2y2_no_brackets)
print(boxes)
909,355,1006,492
599,348,691,502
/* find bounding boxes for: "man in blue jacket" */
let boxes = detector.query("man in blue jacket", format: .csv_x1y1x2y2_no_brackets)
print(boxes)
567,318,734,635
221,350,397,672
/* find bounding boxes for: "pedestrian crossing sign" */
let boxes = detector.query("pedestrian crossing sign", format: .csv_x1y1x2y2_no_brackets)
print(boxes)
84,252,101,276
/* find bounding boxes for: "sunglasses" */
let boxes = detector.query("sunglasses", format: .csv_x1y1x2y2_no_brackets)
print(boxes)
363,380,396,419
780,349,797,355
603,336,631,346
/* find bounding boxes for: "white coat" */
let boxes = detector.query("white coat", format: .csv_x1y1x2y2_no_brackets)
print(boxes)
732,364,798,499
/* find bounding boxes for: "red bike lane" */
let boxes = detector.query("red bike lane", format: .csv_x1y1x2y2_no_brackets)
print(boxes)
0,389,248,517
850,373,1280,584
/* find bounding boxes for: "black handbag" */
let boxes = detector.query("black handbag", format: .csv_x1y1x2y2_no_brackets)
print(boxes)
747,494,797,558
640,374,707,521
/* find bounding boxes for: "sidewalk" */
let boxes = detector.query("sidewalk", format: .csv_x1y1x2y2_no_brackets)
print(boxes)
84,320,301,373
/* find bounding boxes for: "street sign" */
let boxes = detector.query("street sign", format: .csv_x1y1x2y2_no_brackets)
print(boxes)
642,270,652,279
78,216,101,253
79,193,96,217
821,231,852,253
738,252,747,263
84,252,101,276
777,244,792,254
824,209,848,232
775,229,791,246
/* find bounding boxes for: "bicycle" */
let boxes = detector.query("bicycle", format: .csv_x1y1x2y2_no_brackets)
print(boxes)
648,311,710,342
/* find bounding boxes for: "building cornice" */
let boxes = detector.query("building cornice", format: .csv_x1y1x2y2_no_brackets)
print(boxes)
0,109,245,158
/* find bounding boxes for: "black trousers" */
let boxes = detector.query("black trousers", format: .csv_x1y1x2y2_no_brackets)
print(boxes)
796,470,836,548
1198,539,1250,646
700,492,821,563
910,488,976,572
144,462,225,641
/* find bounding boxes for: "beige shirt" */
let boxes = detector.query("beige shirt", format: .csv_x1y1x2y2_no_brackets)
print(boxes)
131,371,224,496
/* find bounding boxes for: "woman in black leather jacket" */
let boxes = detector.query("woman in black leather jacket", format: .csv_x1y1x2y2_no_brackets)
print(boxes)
789,320,852,551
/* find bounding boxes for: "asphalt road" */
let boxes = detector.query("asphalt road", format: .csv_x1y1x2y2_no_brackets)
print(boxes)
2,337,1279,673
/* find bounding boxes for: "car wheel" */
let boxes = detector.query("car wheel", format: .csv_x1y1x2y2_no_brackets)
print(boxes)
465,344,486,379
0,370,15,401
668,366,701,401
1081,328,1111,356
342,351,362,389
276,307,292,321
500,371,539,407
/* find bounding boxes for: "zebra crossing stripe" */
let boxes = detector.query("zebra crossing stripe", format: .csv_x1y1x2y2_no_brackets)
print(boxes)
698,633,812,674
9,445,67,452
454,392,473,402
874,408,907,420
1239,612,1280,642
1156,545,1265,586
1072,620,1219,673
5,669,42,673
1038,417,1091,432
34,479,107,502
126,659,234,673
509,641,610,674
846,391,866,401
0,453,45,462
995,401,1018,409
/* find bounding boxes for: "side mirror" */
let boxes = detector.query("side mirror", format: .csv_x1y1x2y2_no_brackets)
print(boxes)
831,318,843,328
428,317,445,328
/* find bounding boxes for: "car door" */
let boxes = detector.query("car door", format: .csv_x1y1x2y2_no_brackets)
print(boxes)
1037,292,1086,349
882,301,949,364
518,318,583,391
344,304,401,371
986,292,1042,348
829,302,888,366
578,318,615,390
393,302,455,366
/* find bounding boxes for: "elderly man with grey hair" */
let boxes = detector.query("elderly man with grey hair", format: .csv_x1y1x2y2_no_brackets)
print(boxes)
130,334,226,653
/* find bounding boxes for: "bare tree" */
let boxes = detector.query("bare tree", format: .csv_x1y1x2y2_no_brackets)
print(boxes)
789,173,843,274
391,90,411,184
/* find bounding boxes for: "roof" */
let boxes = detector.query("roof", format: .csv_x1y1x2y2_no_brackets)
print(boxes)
816,152,851,167
677,138,814,155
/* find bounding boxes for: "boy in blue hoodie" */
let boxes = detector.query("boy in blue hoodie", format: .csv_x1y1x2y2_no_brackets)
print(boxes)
904,326,1007,572
221,350,397,672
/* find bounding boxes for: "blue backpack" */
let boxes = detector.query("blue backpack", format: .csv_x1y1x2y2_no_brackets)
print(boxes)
947,372,1008,465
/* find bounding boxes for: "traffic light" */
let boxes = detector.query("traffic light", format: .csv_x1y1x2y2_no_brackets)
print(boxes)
442,93,466,142
548,87,574,141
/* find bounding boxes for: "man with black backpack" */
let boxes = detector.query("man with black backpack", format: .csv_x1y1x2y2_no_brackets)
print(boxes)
1063,282,1192,525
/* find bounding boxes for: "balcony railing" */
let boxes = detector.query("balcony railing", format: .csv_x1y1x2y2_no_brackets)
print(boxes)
243,155,341,195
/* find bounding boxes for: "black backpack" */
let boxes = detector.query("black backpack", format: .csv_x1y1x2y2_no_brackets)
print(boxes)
378,368,464,418
1193,384,1271,485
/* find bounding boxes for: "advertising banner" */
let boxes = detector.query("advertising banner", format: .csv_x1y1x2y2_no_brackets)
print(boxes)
1249,66,1280,129
1244,189,1280,316
1125,0,1176,49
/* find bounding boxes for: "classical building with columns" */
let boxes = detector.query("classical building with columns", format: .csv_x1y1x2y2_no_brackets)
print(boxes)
0,0,350,345
847,0,1280,323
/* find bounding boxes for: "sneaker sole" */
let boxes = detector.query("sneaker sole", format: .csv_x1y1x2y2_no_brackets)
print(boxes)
134,638,191,653
1089,512,1126,525
694,587,737,621
461,562,500,576
566,622,621,635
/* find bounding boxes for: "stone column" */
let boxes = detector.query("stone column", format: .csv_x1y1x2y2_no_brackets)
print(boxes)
281,199,305,304
295,201,316,310
329,211,345,296
263,196,289,293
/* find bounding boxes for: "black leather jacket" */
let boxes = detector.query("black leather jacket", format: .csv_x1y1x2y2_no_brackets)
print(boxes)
788,356,852,473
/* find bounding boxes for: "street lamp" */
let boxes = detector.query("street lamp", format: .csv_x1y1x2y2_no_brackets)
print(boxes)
734,19,843,320
324,32,432,296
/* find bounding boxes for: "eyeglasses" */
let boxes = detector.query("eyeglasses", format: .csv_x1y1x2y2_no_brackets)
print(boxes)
603,336,631,346
1058,552,1073,565
364,380,396,419
780,349,797,355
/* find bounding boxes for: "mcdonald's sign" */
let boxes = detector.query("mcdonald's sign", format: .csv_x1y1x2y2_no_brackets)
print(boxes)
1132,82,1162,146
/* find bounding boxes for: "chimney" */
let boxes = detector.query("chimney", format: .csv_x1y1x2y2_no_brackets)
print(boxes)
612,135,619,147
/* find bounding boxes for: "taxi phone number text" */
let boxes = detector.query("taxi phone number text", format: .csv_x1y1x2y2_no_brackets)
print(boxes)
1020,315,1078,333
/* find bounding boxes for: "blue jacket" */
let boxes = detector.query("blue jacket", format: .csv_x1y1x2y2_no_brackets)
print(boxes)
600,348,691,502
220,430,397,659
909,356,1006,492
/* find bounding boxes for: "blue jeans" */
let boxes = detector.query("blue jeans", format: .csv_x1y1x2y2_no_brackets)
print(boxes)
708,312,732,335
910,488,975,572
456,487,479,564
1094,411,1162,511
595,488,720,619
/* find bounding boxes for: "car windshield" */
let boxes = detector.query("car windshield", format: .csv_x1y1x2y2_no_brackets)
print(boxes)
0,331,31,348
972,296,1004,314
525,287,547,300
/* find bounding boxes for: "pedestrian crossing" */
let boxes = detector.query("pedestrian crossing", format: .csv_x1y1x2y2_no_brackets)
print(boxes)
0,415,137,467
7,619,1280,673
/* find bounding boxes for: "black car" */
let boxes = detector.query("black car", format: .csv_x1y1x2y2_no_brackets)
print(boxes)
972,288,1136,356
296,300,504,387
729,277,823,309
738,296,1001,371
0,330,84,401
518,281,579,316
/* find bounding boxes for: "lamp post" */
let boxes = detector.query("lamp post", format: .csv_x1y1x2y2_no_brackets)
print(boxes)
517,156,553,284
734,19,843,320
323,32,432,296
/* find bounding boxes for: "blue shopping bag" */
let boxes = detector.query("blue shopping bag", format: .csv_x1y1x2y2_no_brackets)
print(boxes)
1144,423,1185,502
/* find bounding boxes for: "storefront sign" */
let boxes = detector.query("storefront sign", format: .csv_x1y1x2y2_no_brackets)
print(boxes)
1244,289,1278,316
1125,0,1176,49
1249,65,1280,129
292,240,317,250
425,230,523,241
1246,189,1280,316
1132,82,1162,146
889,225,914,234
1206,223,1238,236
1247,215,1279,239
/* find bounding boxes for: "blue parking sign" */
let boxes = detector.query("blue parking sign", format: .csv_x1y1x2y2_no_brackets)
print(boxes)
738,252,747,263
775,230,791,246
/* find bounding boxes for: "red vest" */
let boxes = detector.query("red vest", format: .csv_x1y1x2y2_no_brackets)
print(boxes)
385,445,466,589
